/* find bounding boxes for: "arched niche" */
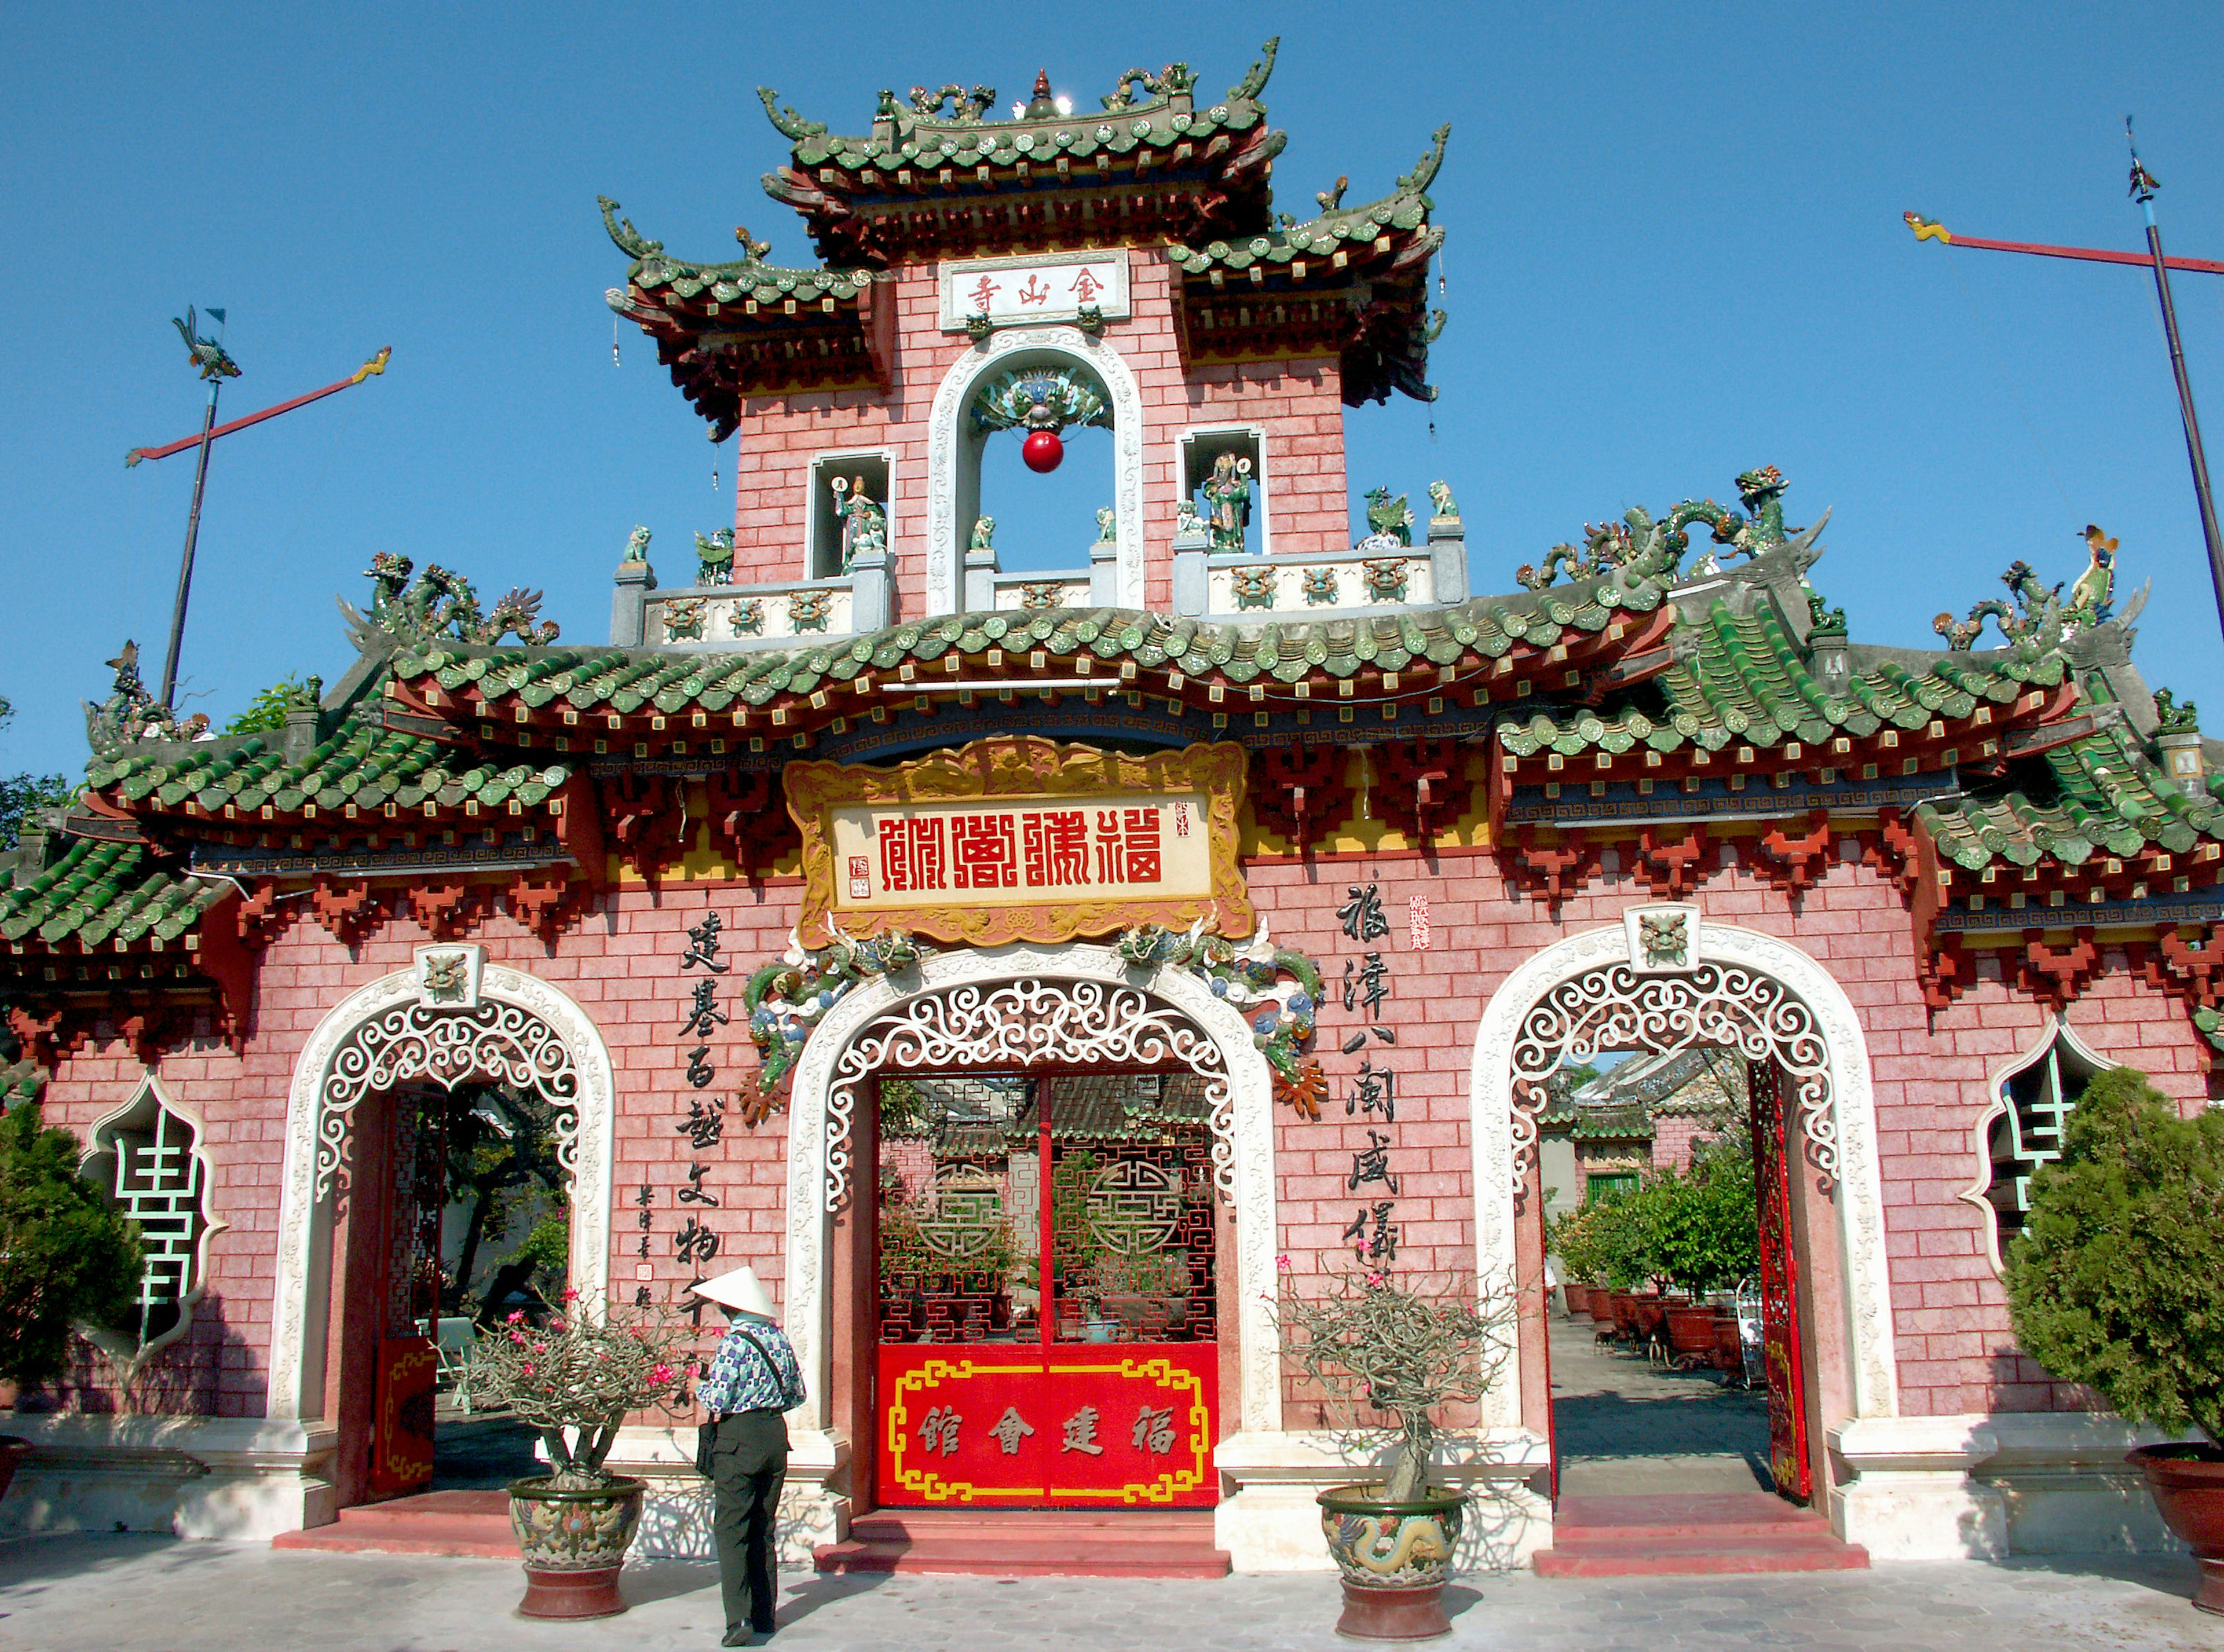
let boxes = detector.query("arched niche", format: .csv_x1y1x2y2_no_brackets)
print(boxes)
926,327,1146,614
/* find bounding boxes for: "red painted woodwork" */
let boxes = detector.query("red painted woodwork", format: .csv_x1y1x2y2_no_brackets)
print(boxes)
371,1335,437,1495
875,1342,1217,1508
1747,1060,1812,1504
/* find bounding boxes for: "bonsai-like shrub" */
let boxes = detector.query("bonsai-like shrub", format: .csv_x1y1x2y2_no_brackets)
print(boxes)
460,1294,697,1487
0,1103,142,1388
1548,1200,1610,1285
1276,1269,1516,1501
2006,1065,2224,1450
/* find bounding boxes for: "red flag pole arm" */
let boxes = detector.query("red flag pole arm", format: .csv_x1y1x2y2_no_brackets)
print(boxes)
126,347,391,467
1904,212,2224,276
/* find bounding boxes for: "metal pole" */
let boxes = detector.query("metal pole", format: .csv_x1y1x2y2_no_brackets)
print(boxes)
158,379,221,708
2130,124,2224,643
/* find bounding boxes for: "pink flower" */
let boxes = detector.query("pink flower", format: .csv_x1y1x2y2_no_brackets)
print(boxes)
509,1330,528,1345
521,1363,535,1376
649,1363,675,1387
562,1288,579,1302
1274,1254,1293,1273
532,1342,547,1354
506,1310,526,1325
1366,1273,1386,1288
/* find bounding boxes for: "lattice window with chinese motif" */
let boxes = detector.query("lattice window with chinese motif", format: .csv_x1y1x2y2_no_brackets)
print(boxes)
1982,1027,2104,1250
84,1083,212,1354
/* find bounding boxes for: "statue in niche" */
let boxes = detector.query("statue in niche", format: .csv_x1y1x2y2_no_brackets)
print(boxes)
831,475,886,573
1199,450,1254,554
970,516,997,552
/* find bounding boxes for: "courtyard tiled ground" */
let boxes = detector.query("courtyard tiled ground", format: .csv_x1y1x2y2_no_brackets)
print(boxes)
1,1534,2218,1651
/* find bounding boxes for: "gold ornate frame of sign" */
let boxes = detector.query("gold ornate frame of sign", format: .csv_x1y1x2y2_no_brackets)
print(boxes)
784,737,1254,948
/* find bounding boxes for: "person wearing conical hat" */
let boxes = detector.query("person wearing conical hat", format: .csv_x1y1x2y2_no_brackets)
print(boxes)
692,1266,806,1647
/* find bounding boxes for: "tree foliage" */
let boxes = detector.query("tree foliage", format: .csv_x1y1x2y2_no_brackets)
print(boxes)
0,1103,143,1386
220,675,312,737
2005,1065,2224,1448
1548,1137,1758,1297
0,694,74,851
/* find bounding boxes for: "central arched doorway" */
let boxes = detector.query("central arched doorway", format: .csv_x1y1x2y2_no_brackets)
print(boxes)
1469,914,1897,1539
781,943,1279,1525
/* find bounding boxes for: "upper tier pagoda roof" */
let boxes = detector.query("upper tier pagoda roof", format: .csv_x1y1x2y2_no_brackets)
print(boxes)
758,42,1286,266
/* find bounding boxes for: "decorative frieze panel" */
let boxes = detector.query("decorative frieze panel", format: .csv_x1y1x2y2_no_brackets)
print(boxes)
1201,550,1433,614
784,738,1253,948
938,252,1131,332
646,581,854,646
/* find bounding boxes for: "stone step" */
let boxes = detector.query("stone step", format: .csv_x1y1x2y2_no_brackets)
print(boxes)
272,1490,517,1559
818,1509,1228,1577
1535,1491,1868,1577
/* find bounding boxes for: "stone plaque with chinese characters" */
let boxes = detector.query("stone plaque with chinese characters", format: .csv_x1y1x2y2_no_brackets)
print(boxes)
937,252,1132,332
784,738,1251,947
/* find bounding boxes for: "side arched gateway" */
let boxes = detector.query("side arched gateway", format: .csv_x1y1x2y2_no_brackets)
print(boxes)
265,947,615,1424
1468,915,1899,1437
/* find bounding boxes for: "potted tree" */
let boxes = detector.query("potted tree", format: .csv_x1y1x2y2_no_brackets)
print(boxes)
0,1100,141,1489
1277,1270,1516,1640
1653,1144,1758,1362
2004,1065,2224,1613
460,1294,695,1619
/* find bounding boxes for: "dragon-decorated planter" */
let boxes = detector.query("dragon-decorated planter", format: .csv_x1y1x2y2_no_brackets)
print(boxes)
508,1474,647,1619
1318,1484,1465,1640
2130,1446,2224,1613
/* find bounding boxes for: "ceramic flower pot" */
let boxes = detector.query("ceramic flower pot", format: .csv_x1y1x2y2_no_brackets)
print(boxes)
1587,1290,1618,1327
2130,1445,2224,1613
1709,1310,1744,1373
1665,1303,1718,1358
1318,1483,1465,1641
1563,1282,1592,1317
507,1474,647,1620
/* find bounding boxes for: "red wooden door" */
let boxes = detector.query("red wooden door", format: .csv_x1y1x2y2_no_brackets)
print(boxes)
1746,1059,1812,1503
370,1090,445,1496
874,1071,1219,1508
371,1335,438,1495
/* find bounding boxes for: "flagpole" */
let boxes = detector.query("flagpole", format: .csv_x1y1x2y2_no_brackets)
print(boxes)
159,378,221,709
2128,122,2224,643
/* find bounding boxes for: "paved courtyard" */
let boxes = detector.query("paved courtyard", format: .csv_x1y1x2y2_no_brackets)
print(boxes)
0,1534,2216,1652
1549,1306,1774,1496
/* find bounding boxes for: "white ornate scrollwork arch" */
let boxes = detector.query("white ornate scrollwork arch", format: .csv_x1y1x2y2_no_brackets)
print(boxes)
926,324,1147,614
266,964,614,1420
784,943,1279,1435
1469,921,1899,1425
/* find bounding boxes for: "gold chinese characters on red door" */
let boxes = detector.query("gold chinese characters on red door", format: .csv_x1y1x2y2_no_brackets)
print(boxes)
784,737,1254,947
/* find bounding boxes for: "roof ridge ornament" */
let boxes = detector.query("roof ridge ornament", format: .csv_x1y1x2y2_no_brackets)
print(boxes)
1226,36,1279,105
1396,123,1452,197
597,196,660,261
1101,60,1194,113
909,82,997,123
756,86,828,140
340,552,559,652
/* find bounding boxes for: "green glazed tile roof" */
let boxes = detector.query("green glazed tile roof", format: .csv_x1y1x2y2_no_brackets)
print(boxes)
83,703,574,819
1166,127,1445,279
1499,598,2065,761
393,587,1671,716
0,838,225,950
602,199,873,310
1916,711,2224,871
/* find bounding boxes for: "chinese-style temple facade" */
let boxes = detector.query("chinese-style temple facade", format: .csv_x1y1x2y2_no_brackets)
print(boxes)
6,41,2221,1570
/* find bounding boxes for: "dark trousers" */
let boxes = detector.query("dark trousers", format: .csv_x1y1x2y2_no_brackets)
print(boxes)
710,1410,789,1642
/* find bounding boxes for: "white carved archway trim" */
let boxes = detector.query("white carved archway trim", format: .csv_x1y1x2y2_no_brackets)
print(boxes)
266,965,614,1421
925,325,1146,614
1469,921,1898,1425
784,942,1279,1437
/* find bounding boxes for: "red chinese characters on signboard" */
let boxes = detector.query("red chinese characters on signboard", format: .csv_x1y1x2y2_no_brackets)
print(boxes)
876,807,1164,896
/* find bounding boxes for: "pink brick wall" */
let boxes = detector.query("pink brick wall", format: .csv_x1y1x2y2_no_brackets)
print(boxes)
36,830,2212,1430
722,251,1348,614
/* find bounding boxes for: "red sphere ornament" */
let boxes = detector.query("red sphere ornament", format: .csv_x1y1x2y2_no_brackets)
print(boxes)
1022,428,1065,473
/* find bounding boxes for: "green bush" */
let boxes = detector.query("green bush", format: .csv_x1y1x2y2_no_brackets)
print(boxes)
1554,1141,1758,1297
221,675,312,737
0,1104,143,1386
2005,1065,2224,1448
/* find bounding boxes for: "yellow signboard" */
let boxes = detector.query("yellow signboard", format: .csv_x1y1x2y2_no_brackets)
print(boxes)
785,738,1252,947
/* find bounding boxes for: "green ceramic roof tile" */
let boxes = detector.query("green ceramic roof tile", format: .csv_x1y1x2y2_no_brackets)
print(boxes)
87,695,575,822
1498,598,2060,761
1914,705,2224,873
403,584,1671,717
0,838,226,951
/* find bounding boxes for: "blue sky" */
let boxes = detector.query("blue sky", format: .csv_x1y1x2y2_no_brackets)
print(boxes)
4,3,2222,776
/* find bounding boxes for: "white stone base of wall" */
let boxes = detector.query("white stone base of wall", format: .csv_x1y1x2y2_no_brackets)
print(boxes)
1213,1429,1554,1574
0,1417,337,1541
602,1424,850,1569
1828,1413,2191,1560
